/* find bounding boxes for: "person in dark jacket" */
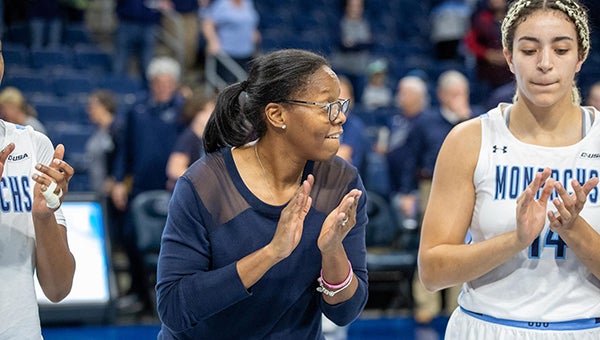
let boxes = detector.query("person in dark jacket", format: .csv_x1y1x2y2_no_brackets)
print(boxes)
113,0,167,84
111,56,186,314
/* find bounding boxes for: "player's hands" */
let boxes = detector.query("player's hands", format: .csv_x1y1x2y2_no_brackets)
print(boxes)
318,189,362,255
267,175,313,260
515,168,554,248
548,177,599,232
31,144,74,214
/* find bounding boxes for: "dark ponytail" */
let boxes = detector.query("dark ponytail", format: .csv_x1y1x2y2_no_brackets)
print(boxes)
203,82,254,152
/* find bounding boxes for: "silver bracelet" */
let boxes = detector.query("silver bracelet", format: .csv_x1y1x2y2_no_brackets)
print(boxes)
316,273,353,297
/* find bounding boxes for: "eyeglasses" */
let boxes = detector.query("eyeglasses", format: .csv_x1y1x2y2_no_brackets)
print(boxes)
279,99,350,122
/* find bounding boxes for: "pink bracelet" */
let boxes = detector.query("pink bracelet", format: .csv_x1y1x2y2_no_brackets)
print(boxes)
319,260,353,289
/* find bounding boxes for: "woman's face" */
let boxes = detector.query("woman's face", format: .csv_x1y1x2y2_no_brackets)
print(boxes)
284,66,347,161
505,10,583,108
87,96,104,124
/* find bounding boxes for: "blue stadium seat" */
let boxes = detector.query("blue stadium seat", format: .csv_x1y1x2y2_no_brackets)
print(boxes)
30,47,74,70
45,123,94,173
364,190,418,310
73,45,113,73
63,24,93,46
52,72,95,98
2,73,53,95
33,101,78,126
2,43,31,68
132,190,172,267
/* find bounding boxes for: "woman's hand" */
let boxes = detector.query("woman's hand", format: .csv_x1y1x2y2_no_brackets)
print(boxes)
318,189,362,255
267,175,314,261
515,168,554,248
548,177,599,232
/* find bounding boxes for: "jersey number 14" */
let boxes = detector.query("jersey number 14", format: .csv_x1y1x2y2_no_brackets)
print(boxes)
529,229,567,259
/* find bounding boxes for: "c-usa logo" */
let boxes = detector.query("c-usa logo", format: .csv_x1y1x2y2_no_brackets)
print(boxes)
7,153,29,162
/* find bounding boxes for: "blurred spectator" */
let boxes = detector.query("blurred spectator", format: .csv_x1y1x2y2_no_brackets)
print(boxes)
0,86,46,134
161,0,200,73
111,56,186,314
113,0,167,84
387,75,430,153
59,0,90,23
361,59,393,110
399,70,476,325
165,87,215,190
585,81,600,110
201,0,260,84
386,75,429,228
4,0,28,38
464,0,512,91
429,0,472,61
26,0,63,49
336,75,369,174
84,89,127,256
331,0,373,104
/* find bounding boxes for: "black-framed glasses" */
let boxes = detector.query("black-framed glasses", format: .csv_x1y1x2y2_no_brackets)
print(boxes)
279,98,350,122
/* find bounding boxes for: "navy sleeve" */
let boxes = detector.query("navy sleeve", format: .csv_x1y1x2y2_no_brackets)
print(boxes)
155,177,251,334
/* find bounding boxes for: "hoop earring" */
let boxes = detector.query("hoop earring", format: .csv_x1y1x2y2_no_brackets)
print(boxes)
281,124,287,130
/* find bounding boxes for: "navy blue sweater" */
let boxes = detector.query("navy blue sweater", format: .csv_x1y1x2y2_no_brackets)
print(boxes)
156,148,369,339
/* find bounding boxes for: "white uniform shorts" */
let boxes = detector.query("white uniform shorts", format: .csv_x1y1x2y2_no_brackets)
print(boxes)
445,307,600,340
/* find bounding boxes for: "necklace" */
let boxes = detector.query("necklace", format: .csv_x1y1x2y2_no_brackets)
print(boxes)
254,143,276,202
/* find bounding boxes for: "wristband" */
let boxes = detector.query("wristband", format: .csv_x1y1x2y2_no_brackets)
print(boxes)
42,181,63,209
320,260,353,289
317,273,353,297
316,260,353,296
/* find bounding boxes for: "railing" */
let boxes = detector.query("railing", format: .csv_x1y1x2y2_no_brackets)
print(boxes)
205,52,248,93
154,4,248,94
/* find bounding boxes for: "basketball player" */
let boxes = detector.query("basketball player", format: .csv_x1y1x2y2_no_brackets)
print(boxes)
418,0,600,338
0,39,76,338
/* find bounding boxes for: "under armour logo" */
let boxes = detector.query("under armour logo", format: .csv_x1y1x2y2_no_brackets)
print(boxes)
493,145,508,153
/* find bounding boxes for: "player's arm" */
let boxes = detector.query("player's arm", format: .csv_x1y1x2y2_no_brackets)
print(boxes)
33,144,76,302
418,119,527,291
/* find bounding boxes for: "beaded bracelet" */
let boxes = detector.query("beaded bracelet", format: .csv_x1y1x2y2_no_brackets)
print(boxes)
316,260,353,296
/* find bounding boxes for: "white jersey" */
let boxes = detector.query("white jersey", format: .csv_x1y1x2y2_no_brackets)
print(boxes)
0,121,66,339
459,104,600,322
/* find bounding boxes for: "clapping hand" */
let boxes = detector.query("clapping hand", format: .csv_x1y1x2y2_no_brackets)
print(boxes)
318,189,362,255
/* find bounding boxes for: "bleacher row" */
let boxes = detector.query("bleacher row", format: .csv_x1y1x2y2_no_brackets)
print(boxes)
256,0,435,85
0,40,144,192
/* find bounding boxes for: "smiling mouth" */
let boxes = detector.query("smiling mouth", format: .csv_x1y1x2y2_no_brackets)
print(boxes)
326,130,343,139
